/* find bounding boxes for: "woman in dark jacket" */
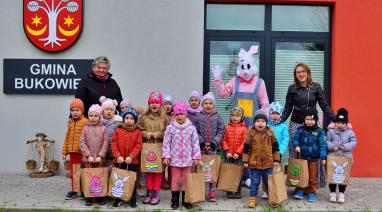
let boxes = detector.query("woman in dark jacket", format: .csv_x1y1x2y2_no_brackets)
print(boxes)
281,63,335,188
75,56,123,117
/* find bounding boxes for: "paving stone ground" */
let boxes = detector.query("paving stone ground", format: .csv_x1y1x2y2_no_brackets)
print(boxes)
0,173,381,211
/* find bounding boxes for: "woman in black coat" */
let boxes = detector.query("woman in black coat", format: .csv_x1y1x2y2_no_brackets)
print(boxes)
75,56,123,117
281,63,335,188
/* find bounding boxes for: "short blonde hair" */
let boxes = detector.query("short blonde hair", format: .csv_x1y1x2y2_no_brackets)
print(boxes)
92,56,110,70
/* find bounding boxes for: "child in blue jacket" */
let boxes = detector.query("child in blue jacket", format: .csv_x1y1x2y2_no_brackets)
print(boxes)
292,108,327,202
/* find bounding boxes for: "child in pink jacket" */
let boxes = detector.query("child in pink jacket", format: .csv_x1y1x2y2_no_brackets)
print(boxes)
79,104,109,206
163,102,201,209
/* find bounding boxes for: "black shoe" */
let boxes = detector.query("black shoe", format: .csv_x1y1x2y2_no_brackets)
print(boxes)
65,191,77,200
85,198,93,206
97,197,106,205
234,191,242,199
130,200,137,208
171,191,180,209
226,192,234,199
113,199,123,207
181,191,193,209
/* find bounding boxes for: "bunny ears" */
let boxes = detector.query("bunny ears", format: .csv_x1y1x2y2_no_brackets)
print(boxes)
99,96,118,111
238,45,259,58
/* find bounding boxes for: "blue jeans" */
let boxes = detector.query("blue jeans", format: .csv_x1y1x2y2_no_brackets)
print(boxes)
250,168,273,197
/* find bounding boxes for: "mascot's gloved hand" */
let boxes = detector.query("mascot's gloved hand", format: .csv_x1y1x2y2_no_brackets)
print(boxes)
212,65,222,79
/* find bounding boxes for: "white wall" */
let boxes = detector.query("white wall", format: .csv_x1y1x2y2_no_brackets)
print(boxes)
0,0,204,173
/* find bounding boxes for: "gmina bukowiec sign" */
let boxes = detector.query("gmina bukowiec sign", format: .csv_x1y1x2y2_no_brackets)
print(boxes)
3,59,91,94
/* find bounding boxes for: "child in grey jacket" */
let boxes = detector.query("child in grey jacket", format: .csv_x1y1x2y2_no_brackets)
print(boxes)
326,108,357,204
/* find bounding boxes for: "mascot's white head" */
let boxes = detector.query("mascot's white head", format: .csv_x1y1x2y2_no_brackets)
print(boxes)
236,45,259,81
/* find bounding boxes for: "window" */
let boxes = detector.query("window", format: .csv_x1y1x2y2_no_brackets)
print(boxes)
205,4,331,125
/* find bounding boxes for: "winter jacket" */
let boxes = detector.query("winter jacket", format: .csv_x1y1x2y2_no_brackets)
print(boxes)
243,126,281,169
267,120,289,157
62,115,88,156
194,110,225,152
187,110,199,126
162,119,201,167
80,123,109,162
281,83,336,124
137,112,167,143
75,72,123,117
292,126,327,161
326,127,357,159
221,122,247,156
101,117,118,144
111,125,143,164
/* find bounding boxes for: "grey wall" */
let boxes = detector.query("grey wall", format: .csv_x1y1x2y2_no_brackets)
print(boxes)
0,0,204,173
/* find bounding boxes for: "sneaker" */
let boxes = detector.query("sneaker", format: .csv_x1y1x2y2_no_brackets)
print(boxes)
226,192,234,199
329,192,337,203
337,192,345,204
150,191,160,205
294,190,304,199
208,191,217,202
85,198,93,206
65,191,77,200
137,188,146,197
244,179,251,188
262,192,268,199
143,190,152,204
113,199,123,207
308,193,316,202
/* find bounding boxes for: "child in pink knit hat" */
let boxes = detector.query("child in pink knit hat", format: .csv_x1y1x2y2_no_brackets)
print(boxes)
80,104,108,206
163,102,201,209
99,96,119,164
137,90,167,205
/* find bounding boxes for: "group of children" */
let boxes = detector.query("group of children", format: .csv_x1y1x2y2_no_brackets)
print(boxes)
61,90,357,208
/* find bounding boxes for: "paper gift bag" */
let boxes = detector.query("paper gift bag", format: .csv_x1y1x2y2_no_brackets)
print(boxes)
108,167,137,201
286,158,309,187
327,155,352,185
268,166,288,206
196,155,221,183
72,164,82,193
217,163,243,192
81,167,109,198
185,173,205,203
140,143,164,173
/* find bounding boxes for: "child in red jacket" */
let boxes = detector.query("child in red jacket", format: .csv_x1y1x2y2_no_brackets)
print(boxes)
111,108,142,208
221,107,248,199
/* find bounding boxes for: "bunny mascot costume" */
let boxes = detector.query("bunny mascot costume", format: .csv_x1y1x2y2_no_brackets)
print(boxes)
212,45,269,127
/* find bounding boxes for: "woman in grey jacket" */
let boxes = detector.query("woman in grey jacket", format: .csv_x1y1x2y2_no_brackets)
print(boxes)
326,108,357,204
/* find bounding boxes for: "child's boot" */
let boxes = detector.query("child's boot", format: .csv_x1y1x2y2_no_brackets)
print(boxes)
234,187,242,199
329,192,337,203
247,196,256,208
171,191,180,209
208,191,217,202
85,198,93,206
181,191,193,209
337,192,345,203
113,199,123,207
262,192,268,199
226,192,234,199
65,191,77,200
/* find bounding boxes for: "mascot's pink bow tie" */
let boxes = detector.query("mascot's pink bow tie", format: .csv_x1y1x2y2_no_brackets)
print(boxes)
238,76,254,83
